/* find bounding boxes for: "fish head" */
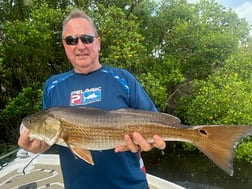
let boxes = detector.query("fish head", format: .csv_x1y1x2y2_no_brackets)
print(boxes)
22,110,62,145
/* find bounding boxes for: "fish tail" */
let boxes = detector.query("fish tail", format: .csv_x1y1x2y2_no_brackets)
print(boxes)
192,125,252,176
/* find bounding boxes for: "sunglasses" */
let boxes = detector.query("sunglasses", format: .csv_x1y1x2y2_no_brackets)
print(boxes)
64,34,96,45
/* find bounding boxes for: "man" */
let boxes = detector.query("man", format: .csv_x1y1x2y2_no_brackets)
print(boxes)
18,8,166,189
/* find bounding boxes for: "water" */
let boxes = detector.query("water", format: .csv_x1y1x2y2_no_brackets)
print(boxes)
143,149,252,189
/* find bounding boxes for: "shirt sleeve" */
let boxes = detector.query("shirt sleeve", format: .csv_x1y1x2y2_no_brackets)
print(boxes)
41,79,51,110
124,70,157,112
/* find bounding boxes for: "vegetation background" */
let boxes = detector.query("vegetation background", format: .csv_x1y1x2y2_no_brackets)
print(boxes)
0,0,252,163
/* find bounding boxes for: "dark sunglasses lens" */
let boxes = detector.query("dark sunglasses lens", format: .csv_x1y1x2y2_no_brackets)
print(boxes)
80,35,94,44
65,36,78,45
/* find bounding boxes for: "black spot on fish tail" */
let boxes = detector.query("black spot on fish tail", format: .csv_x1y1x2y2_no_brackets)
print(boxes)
199,129,208,136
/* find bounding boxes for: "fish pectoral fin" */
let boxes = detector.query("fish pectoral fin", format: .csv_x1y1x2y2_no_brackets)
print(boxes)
70,146,94,165
61,131,94,165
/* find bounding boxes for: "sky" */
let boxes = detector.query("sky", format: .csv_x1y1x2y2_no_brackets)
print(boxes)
187,0,252,27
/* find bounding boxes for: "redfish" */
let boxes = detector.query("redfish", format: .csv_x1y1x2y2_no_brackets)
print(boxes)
22,106,252,176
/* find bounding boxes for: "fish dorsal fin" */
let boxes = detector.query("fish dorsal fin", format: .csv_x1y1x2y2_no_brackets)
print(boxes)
114,108,181,124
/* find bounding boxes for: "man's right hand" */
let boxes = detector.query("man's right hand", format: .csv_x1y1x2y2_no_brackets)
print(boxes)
18,129,50,154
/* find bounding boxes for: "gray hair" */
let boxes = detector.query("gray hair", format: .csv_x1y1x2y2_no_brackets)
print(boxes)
62,8,98,37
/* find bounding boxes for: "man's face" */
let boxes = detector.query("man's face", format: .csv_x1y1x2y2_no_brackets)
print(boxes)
62,18,101,73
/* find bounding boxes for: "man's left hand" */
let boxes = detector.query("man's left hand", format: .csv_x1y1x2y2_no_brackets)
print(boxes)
114,132,166,153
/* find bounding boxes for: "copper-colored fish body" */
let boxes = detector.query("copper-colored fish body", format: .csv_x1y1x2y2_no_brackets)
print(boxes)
22,106,252,176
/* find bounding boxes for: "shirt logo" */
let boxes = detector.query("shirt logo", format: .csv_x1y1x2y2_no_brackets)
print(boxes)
70,87,101,106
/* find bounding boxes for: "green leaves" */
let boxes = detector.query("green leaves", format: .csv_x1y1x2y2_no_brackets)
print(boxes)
176,56,252,125
0,0,252,161
90,4,146,73
2,3,65,88
236,138,252,163
175,50,252,160
0,82,42,144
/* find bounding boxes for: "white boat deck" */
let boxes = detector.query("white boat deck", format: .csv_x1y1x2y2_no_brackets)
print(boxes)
0,152,185,189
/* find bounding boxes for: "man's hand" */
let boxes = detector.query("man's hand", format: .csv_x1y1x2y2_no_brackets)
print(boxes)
114,132,166,153
18,129,50,154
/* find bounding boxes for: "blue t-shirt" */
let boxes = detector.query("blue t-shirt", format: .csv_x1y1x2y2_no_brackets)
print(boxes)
42,65,157,189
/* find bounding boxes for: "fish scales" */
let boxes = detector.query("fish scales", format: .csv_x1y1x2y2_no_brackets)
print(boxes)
22,106,252,176
58,118,183,150
53,108,190,150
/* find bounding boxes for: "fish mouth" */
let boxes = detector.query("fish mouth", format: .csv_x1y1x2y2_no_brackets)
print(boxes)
20,123,28,134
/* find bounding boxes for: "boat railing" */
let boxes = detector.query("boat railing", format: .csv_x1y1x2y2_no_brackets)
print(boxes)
0,148,18,171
